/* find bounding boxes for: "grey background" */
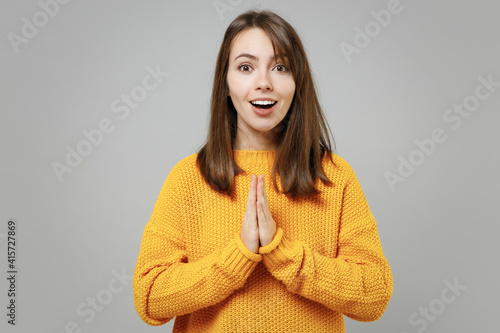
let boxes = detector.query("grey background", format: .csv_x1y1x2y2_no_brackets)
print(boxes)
1,0,499,332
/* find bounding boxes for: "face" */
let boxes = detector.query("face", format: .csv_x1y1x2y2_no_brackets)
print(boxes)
227,27,295,150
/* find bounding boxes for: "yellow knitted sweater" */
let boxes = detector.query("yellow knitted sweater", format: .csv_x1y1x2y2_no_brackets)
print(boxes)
133,150,393,332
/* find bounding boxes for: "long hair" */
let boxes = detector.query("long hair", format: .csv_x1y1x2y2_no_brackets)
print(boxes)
196,9,336,199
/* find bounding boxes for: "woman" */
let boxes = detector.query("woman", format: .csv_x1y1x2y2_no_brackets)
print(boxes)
133,9,393,332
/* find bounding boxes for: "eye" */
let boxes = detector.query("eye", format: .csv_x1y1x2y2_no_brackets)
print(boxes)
238,64,252,72
274,64,288,72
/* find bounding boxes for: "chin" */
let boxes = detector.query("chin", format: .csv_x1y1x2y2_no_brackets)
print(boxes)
251,121,280,131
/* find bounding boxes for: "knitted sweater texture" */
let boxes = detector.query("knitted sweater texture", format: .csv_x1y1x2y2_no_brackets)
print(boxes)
133,150,393,332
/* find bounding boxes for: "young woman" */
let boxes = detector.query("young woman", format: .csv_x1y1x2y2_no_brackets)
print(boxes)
133,9,393,332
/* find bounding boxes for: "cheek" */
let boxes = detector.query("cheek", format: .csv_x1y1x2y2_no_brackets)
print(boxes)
226,74,234,95
275,75,295,93
227,75,246,99
282,80,296,102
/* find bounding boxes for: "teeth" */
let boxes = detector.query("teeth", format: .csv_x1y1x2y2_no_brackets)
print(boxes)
251,100,276,105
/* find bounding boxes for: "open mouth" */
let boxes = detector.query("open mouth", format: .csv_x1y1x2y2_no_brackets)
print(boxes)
250,100,277,110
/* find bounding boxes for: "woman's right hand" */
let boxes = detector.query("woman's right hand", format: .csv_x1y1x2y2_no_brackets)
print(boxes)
240,174,260,254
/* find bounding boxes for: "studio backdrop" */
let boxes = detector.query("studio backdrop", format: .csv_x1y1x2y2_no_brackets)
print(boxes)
0,0,498,332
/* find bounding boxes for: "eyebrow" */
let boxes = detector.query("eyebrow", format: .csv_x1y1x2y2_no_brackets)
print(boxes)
233,53,287,62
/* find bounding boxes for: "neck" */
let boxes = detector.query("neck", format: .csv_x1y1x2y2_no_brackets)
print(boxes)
233,130,278,151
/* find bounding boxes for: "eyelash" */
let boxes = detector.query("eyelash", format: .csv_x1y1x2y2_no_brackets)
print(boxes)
238,64,288,72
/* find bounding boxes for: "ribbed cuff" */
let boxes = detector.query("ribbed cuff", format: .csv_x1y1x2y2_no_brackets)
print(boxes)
259,228,299,267
218,233,262,278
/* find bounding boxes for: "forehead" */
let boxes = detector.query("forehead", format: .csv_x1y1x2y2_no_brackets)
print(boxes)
229,28,280,59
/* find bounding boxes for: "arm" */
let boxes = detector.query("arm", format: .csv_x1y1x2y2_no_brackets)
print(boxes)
133,164,262,326
258,164,393,321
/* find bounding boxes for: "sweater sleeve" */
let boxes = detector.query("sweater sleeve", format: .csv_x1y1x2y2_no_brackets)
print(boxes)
258,164,393,322
133,163,263,326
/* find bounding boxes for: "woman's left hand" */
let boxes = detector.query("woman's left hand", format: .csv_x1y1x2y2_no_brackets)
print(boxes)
256,174,277,247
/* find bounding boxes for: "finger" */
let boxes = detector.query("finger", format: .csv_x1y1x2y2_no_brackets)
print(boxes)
257,200,263,227
246,176,256,225
258,200,267,226
250,175,257,198
261,175,267,197
257,174,264,201
258,175,268,209
250,175,257,214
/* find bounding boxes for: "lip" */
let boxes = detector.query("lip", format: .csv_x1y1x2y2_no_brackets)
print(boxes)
250,98,277,102
250,100,277,116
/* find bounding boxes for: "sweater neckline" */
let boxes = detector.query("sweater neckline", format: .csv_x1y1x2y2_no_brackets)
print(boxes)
233,149,277,166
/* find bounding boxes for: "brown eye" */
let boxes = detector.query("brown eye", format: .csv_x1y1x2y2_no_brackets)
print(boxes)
274,64,287,72
238,64,252,72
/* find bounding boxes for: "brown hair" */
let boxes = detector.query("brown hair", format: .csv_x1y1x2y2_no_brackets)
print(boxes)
196,9,336,199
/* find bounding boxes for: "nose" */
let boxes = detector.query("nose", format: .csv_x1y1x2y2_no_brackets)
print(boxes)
255,71,273,91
